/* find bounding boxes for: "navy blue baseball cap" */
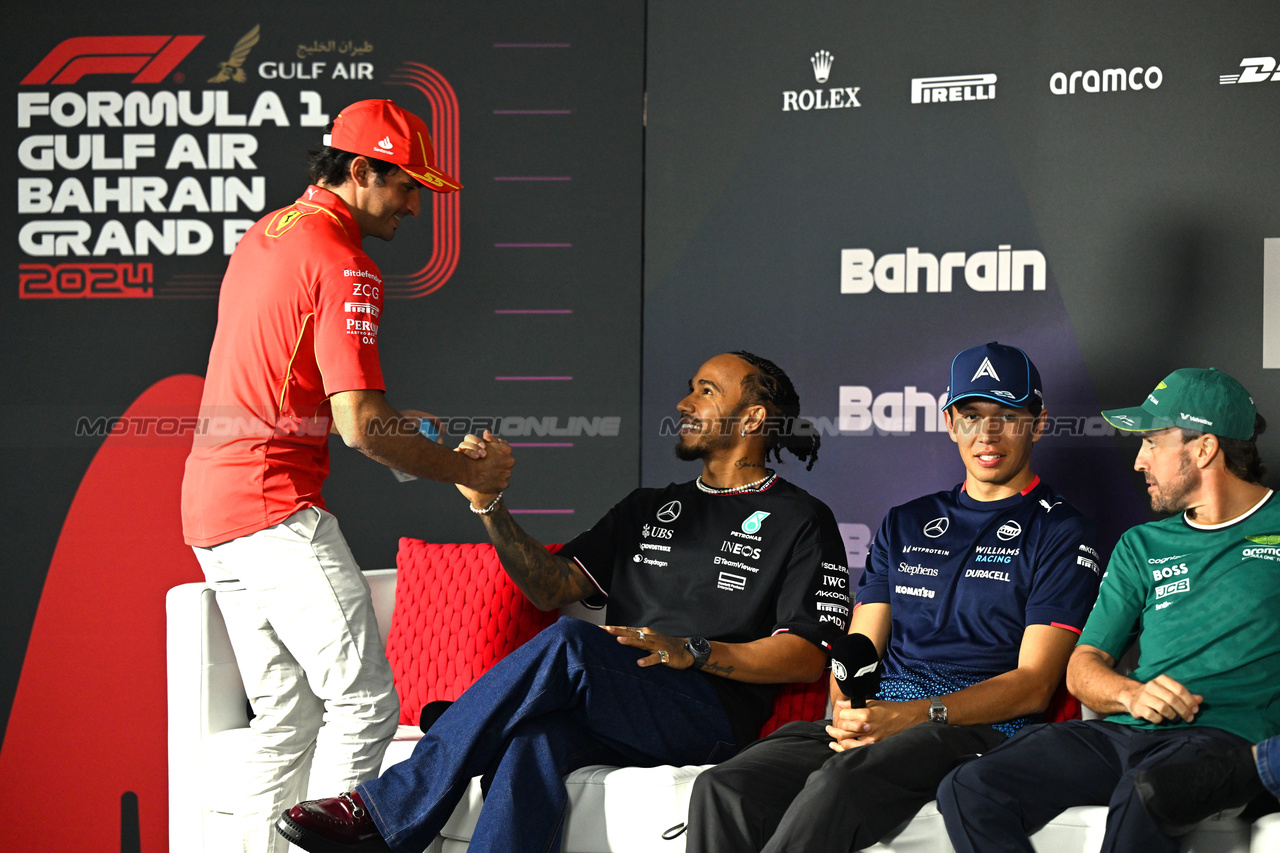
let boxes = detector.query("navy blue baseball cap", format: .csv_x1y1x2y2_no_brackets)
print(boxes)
942,342,1043,410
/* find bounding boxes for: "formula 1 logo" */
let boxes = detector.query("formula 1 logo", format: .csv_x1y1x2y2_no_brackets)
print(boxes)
22,36,204,85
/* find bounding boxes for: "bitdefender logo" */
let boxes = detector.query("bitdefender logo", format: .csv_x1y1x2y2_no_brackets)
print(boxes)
783,50,861,112
1221,57,1280,85
911,73,995,104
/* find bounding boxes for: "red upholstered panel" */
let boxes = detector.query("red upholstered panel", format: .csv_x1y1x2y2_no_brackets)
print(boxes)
758,677,829,737
1046,680,1082,723
387,540,560,726
386,539,832,735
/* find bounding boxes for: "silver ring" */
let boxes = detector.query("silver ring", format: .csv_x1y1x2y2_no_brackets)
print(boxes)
635,628,645,641
658,650,670,664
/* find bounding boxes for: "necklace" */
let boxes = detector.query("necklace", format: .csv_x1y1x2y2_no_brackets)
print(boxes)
696,470,776,495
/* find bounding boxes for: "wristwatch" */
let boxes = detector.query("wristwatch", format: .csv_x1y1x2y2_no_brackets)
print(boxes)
685,636,712,669
928,696,949,724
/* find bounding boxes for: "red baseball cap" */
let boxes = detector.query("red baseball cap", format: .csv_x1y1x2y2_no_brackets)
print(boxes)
324,99,461,193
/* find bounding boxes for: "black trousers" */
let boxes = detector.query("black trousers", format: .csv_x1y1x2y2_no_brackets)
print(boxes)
936,719,1252,853
686,719,1005,853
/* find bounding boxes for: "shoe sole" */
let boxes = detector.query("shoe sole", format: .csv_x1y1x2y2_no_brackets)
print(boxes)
275,812,389,853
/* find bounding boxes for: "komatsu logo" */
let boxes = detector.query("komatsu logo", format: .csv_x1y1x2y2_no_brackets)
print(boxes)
841,246,1046,294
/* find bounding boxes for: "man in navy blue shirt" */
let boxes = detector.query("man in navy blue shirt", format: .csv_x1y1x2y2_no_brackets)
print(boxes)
686,342,1103,853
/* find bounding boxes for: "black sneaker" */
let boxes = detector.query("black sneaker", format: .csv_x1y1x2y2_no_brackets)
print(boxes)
1135,746,1265,835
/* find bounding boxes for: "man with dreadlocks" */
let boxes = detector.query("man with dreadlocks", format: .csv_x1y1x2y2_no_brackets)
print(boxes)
685,341,1103,853
278,352,849,853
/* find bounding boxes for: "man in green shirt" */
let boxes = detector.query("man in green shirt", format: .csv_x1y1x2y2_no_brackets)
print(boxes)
937,367,1278,853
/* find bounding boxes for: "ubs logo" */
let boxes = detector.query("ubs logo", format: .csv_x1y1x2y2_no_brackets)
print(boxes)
924,517,949,539
656,501,682,523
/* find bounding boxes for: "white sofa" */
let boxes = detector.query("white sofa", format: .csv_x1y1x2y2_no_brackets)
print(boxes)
167,569,1260,853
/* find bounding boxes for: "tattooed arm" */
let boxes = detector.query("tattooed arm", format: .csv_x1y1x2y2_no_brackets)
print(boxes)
477,502,598,610
456,431,596,611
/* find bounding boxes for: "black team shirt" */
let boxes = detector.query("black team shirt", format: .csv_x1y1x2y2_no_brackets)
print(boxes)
557,476,849,746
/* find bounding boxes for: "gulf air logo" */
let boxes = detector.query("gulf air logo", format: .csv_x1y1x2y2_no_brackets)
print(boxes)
23,36,204,86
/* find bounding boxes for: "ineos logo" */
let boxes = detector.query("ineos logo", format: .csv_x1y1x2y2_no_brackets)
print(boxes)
997,521,1023,541
657,501,682,523
924,517,949,539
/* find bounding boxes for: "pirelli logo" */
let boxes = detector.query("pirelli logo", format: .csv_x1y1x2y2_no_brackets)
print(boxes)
22,36,204,85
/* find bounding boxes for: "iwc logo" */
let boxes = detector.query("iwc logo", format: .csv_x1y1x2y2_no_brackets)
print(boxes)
656,501,682,523
924,517,949,539
741,511,771,534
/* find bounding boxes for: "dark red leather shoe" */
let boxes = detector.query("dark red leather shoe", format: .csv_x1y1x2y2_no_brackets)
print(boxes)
275,791,392,853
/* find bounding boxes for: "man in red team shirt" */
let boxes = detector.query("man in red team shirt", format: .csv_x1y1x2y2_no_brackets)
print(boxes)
181,99,513,853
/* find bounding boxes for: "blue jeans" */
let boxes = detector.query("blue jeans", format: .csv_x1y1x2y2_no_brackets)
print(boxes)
357,617,738,853
1257,735,1280,799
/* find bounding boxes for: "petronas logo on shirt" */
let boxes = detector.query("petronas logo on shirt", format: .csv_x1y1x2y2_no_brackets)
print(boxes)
741,511,771,535
1246,534,1280,545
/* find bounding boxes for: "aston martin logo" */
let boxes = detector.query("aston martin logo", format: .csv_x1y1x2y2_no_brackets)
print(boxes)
209,24,261,83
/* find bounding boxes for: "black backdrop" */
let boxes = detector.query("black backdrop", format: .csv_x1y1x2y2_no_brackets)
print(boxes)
2,2,1280,849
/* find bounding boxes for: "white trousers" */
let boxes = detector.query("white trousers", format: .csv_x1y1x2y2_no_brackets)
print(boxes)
194,507,399,853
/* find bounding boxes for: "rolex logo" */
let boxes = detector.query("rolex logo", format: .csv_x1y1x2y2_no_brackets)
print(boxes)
811,50,833,83
375,136,394,152
784,50,859,112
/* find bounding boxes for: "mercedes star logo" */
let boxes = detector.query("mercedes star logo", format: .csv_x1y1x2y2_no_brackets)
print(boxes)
656,501,682,523
923,517,949,538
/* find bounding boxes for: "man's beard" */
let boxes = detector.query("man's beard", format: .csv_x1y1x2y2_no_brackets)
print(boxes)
674,417,737,461
1149,449,1198,514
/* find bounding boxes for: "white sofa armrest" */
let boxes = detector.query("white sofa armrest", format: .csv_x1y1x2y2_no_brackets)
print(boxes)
167,567,399,853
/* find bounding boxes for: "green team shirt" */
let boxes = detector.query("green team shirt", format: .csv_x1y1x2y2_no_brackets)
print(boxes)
1079,490,1280,743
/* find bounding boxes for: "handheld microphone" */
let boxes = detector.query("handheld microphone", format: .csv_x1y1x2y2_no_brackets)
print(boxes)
823,632,880,705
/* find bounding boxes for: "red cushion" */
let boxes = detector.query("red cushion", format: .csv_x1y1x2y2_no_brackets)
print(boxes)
386,540,559,726
758,678,829,737
385,538,829,734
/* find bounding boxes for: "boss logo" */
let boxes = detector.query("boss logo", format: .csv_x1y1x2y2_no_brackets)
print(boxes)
1151,563,1189,581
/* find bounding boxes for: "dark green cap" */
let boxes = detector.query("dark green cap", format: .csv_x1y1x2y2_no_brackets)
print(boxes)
1102,367,1256,441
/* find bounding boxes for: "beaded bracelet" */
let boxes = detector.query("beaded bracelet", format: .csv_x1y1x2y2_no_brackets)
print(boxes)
470,492,505,515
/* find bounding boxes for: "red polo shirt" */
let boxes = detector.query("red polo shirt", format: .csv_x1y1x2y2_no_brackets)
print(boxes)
182,186,386,547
